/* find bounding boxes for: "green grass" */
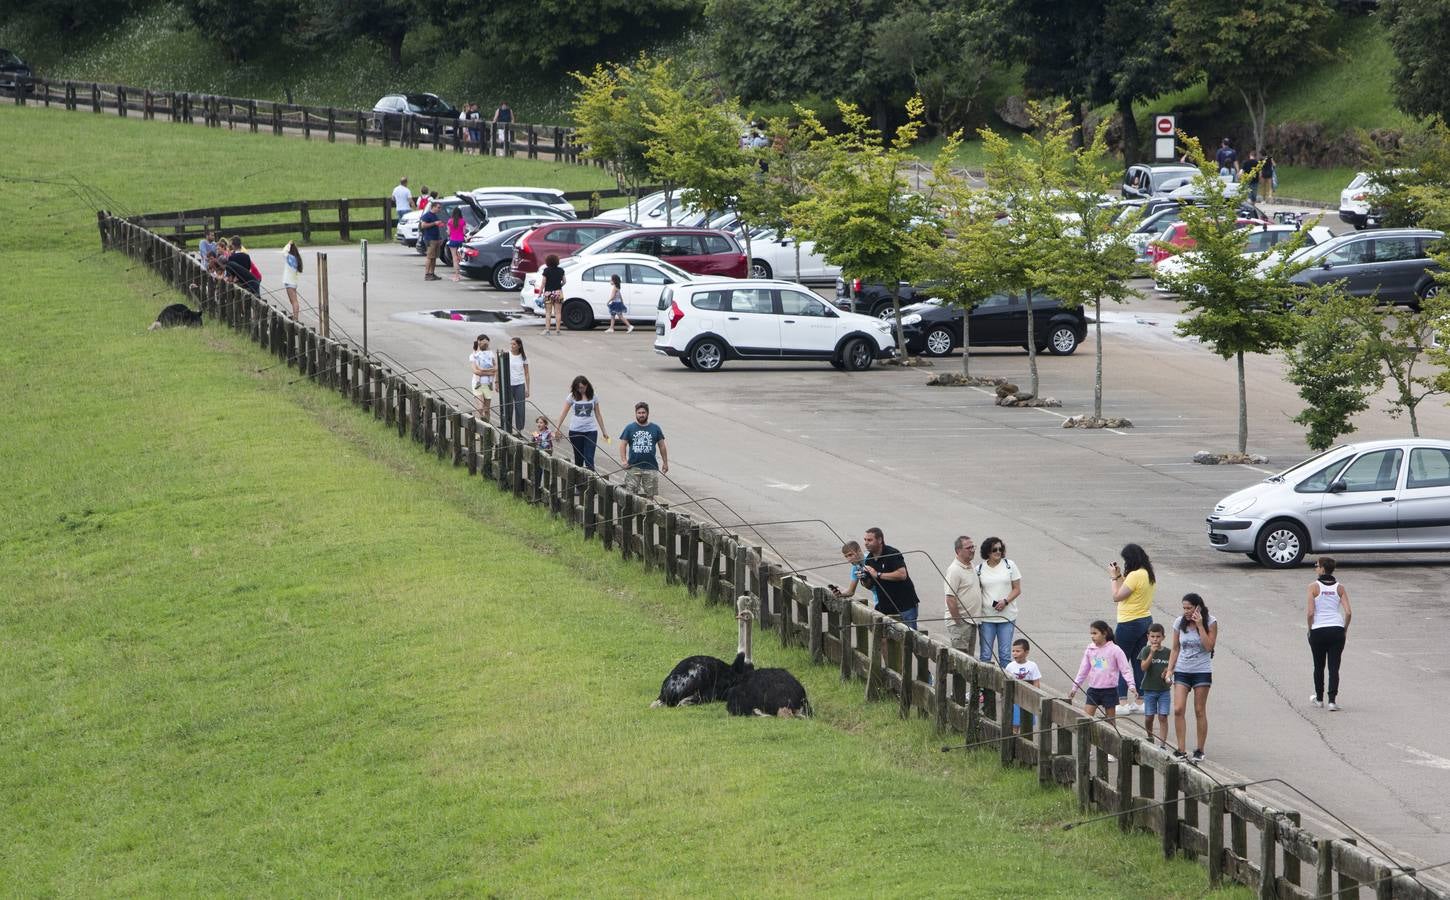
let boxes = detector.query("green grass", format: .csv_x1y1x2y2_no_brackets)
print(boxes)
0,105,1249,894
1266,15,1410,135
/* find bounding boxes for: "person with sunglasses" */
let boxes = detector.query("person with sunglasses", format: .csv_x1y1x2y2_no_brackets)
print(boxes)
976,537,1021,668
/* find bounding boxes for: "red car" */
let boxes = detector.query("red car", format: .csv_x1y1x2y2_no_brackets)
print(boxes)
1149,218,1267,265
510,219,631,278
576,227,747,278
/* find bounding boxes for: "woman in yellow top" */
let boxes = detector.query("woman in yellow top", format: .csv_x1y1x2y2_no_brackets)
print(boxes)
1108,543,1156,712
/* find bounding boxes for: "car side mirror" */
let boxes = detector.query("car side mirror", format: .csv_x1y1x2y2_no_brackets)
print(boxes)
1320,261,1332,270
1328,480,1347,493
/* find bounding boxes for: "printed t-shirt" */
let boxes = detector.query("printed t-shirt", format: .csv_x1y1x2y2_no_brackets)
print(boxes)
1004,660,1041,683
1138,645,1171,692
620,422,664,470
1172,615,1217,674
566,396,599,432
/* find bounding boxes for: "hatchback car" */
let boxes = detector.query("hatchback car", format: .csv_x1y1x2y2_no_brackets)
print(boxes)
1208,439,1450,567
371,93,459,134
576,227,747,278
1285,228,1443,307
1339,172,1389,229
519,253,698,329
654,279,896,371
896,294,1088,357
1122,164,1199,200
510,219,632,278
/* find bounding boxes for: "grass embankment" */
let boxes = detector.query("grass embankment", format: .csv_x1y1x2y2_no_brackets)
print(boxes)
0,107,1246,894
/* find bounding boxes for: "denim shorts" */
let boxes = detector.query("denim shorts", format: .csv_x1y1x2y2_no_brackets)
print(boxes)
1142,689,1171,716
1175,671,1212,688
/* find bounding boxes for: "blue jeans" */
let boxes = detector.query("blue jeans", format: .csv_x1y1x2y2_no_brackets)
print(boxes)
890,606,918,629
979,620,1014,668
1116,616,1152,701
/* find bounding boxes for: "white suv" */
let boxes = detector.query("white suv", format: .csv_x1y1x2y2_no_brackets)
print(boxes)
653,278,897,371
1339,171,1388,230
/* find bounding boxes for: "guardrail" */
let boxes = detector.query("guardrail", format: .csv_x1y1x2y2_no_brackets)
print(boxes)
97,205,1447,900
8,76,589,163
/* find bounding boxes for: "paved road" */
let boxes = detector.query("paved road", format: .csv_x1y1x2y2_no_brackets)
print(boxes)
247,235,1450,871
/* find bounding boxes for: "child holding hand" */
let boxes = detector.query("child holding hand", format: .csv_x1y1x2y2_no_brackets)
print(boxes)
1068,620,1139,719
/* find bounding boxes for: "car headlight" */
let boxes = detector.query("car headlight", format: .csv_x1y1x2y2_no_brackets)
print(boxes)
1216,496,1257,516
901,313,922,326
873,321,891,333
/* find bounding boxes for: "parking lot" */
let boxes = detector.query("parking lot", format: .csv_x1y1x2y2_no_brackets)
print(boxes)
253,233,1450,865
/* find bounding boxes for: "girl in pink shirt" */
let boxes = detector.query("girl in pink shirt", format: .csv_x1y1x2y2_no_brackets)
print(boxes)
447,209,468,282
1068,620,1139,719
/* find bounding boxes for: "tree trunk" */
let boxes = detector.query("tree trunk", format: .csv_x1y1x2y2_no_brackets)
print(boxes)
743,228,753,277
1025,289,1039,397
961,299,973,379
1118,96,1139,166
794,240,802,283
664,183,674,226
1238,87,1267,156
387,32,404,68
890,280,907,359
1093,297,1103,418
1409,401,1421,437
1236,350,1248,455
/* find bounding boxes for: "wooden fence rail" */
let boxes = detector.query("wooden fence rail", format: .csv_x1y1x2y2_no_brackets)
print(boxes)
10,76,592,165
97,205,1448,900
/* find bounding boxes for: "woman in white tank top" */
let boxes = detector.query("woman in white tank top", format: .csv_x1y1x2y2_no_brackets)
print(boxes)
1307,556,1353,711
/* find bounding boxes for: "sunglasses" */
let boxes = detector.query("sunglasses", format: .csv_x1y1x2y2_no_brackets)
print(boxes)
989,546,1004,554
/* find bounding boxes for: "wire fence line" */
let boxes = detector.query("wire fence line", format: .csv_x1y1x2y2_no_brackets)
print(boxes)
98,206,1446,900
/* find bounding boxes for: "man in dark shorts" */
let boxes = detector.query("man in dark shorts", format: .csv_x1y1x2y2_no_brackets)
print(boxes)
861,526,920,629
419,203,443,281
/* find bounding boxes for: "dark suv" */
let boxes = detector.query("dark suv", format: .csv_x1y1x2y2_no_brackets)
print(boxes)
371,93,458,135
1287,228,1443,307
0,49,33,93
896,294,1088,357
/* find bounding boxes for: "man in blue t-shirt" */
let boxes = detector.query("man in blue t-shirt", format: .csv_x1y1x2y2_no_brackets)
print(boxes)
419,204,443,281
618,401,667,498
1215,138,1238,177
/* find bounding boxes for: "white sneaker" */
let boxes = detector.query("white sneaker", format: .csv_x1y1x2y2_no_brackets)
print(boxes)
627,324,636,333
1309,695,1323,708
1115,703,1133,716
1327,701,1340,712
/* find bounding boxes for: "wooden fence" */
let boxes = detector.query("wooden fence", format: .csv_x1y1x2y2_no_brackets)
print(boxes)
97,207,1447,900
9,76,589,163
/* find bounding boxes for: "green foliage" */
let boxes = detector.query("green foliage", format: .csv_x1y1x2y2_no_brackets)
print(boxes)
1285,293,1382,450
644,87,751,221
1382,0,1450,121
0,0,143,34
304,0,411,67
571,55,680,197
790,97,931,356
1168,0,1333,153
1159,137,1315,453
869,0,1005,133
1363,117,1450,229
181,0,301,63
1352,297,1449,437
440,0,703,71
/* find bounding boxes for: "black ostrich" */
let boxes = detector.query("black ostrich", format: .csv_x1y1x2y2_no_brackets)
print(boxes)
651,593,759,708
724,592,812,718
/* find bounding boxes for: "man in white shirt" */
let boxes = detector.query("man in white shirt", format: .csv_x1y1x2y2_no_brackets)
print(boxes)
943,535,983,655
391,177,412,225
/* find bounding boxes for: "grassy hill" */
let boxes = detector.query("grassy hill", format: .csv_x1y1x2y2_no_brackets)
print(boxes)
0,104,1248,894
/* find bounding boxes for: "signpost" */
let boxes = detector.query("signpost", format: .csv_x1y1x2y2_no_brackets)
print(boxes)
360,239,368,356
1153,114,1176,162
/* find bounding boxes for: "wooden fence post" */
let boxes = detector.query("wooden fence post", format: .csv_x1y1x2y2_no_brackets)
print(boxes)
272,104,282,136
1258,812,1278,900
1116,738,1138,832
1075,718,1092,811
300,200,312,244
1283,810,1301,888
1338,838,1359,899
810,589,826,664
247,99,257,132
1162,763,1181,860
328,107,336,142
999,679,1016,764
839,610,853,682
1208,788,1227,887
1037,699,1054,785
865,620,886,701
338,198,351,242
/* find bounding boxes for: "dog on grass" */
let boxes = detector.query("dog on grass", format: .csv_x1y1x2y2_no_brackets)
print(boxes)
149,303,203,331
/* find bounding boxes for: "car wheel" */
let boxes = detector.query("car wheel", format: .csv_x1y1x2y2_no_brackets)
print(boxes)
924,326,954,357
1255,520,1307,569
1048,325,1079,355
491,261,521,291
842,337,875,371
562,299,595,330
829,358,846,370
875,304,896,321
750,258,772,279
1416,283,1439,310
1245,551,1260,562
690,338,726,371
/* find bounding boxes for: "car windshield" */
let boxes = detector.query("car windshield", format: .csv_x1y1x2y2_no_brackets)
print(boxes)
0,50,23,66
1268,447,1349,483
406,95,454,115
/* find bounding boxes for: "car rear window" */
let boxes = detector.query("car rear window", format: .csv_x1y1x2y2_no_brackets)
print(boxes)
699,234,737,254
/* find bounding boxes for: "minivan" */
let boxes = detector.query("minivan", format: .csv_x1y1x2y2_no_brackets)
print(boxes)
1285,228,1443,307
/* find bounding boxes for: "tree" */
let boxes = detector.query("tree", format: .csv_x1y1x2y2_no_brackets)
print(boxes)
1353,298,1448,437
1383,0,1450,121
645,90,755,250
306,0,411,68
903,133,1005,379
1168,0,1333,155
182,0,301,63
438,0,702,71
1155,138,1316,454
869,0,1005,134
790,97,932,358
0,0,144,34
741,113,829,282
571,56,679,219
1038,119,1142,420
1363,117,1450,229
980,103,1079,399
1285,293,1381,450
1087,0,1181,164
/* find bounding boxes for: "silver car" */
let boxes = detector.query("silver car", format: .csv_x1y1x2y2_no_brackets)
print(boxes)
1207,439,1450,568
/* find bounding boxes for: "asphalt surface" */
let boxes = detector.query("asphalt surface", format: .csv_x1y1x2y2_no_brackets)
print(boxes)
246,222,1450,871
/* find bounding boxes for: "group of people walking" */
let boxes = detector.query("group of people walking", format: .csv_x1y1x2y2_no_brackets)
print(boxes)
833,533,1354,765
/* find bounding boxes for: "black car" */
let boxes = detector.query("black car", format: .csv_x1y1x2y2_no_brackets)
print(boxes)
0,49,34,93
833,277,925,319
459,226,533,289
371,93,459,135
896,294,1088,357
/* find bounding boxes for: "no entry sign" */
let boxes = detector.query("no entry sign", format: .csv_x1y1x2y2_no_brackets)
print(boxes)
1153,113,1176,160
1155,114,1175,135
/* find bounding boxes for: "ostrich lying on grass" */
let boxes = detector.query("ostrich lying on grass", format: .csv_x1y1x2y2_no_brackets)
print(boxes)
723,593,812,718
651,594,757,707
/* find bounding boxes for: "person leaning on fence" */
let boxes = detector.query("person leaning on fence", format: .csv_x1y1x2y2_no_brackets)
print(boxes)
500,336,530,433
224,236,260,296
830,541,869,604
860,527,920,629
491,100,512,155
943,534,983,655
391,176,412,225
556,375,606,471
1067,620,1138,720
197,229,218,267
618,401,666,498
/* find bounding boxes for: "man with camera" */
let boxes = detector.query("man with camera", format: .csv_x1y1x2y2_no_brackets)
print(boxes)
856,526,920,629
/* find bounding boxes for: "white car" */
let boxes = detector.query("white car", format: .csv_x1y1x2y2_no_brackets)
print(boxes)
396,195,478,246
468,215,562,241
596,190,688,227
518,253,698,330
1337,171,1401,230
653,278,897,372
1153,224,1335,291
471,186,577,219
742,229,840,282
